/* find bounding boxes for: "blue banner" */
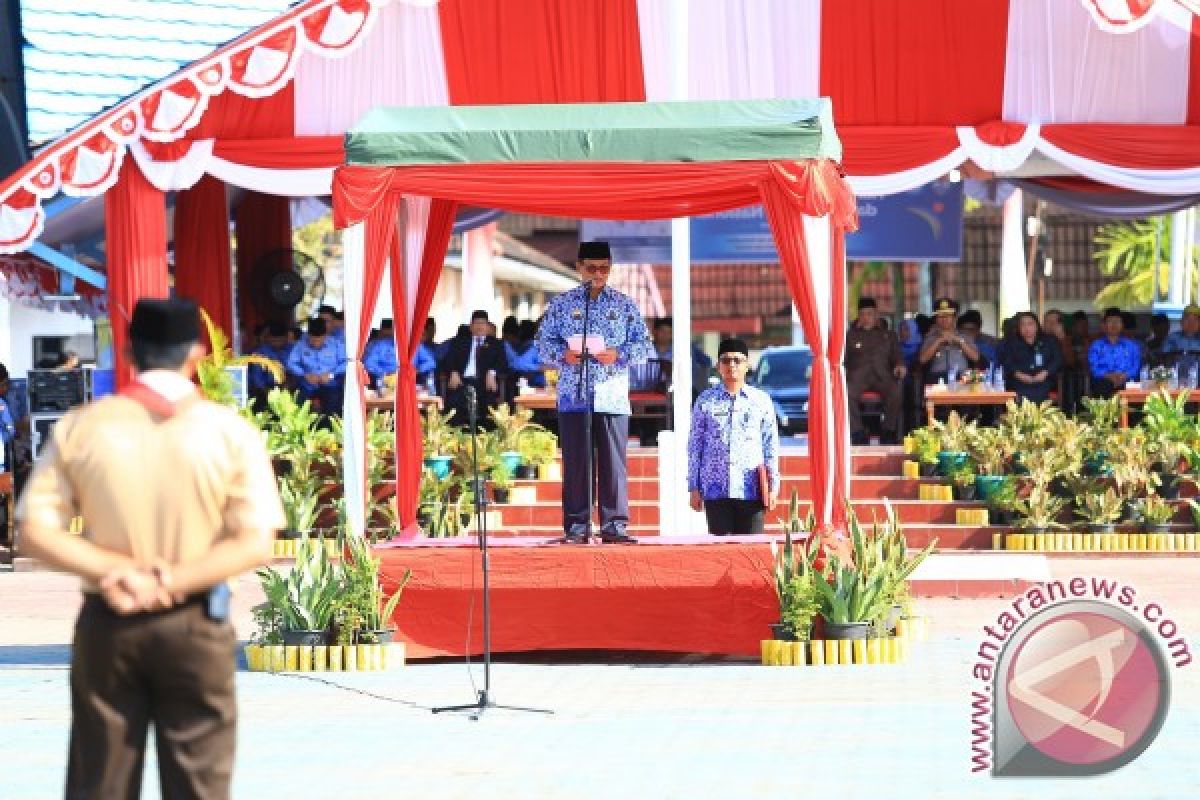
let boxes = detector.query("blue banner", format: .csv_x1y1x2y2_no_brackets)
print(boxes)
582,180,963,263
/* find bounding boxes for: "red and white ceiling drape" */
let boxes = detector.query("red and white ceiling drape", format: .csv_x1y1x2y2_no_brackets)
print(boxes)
5,0,1200,255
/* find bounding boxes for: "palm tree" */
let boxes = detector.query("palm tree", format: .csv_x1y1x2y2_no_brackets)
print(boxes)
1093,216,1197,309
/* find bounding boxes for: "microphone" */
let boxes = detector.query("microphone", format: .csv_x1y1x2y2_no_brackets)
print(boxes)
466,383,477,412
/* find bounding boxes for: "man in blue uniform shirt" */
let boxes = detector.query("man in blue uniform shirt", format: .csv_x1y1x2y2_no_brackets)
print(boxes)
248,322,293,406
536,241,652,544
287,318,346,414
363,319,399,389
1162,304,1200,376
687,338,780,535
1089,306,1142,398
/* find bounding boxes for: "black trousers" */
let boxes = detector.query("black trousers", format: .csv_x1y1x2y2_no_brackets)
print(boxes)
446,378,499,428
68,596,237,800
559,411,629,533
704,498,765,535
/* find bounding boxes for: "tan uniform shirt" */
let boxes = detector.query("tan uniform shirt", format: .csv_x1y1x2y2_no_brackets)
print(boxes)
17,378,284,591
845,325,902,383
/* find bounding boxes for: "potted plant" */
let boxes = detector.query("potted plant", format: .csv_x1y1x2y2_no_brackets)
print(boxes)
1074,486,1123,535
278,473,321,540
985,475,1019,526
257,533,342,646
931,412,975,476
908,426,942,478
811,556,886,641
421,405,459,478
1012,485,1068,538
516,428,558,480
1133,494,1175,534
490,465,514,504
950,464,977,501
957,368,986,392
967,428,1010,501
340,533,413,644
489,404,545,478
767,499,819,641
850,506,936,635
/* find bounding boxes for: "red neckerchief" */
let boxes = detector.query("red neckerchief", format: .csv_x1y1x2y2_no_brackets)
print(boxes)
119,381,196,418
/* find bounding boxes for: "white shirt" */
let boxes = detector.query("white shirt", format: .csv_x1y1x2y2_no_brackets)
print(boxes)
464,337,483,379
137,369,196,402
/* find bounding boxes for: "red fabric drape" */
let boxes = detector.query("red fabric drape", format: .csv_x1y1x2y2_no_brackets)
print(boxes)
174,175,233,345
1041,124,1200,169
827,220,850,526
334,161,856,228
234,192,292,335
1189,15,1200,125
334,159,857,532
187,83,295,140
105,159,168,388
837,126,961,177
392,199,459,534
213,136,344,169
819,0,1010,126
438,0,645,105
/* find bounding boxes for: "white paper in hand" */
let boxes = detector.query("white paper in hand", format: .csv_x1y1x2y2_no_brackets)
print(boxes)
567,334,607,354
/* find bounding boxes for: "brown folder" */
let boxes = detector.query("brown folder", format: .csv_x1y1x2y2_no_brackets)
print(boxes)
758,464,774,510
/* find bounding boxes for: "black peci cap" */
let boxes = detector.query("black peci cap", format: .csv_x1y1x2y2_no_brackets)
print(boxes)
129,298,200,346
577,241,612,261
308,318,328,336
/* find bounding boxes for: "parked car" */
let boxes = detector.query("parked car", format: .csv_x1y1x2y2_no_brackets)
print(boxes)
750,346,812,434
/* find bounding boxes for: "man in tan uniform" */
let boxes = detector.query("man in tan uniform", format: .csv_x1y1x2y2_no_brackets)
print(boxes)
18,298,284,800
845,297,906,445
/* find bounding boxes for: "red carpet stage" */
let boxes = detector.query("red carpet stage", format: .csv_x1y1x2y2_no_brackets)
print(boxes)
376,536,780,659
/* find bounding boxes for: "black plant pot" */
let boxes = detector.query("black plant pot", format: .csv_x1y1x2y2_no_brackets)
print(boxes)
768,622,796,641
989,509,1013,526
1121,502,1139,523
1157,475,1182,500
1146,523,1172,534
279,529,302,540
1049,478,1073,500
358,628,396,645
1088,523,1116,535
492,487,510,504
953,483,977,502
516,465,539,480
919,461,939,478
281,629,328,647
823,621,871,641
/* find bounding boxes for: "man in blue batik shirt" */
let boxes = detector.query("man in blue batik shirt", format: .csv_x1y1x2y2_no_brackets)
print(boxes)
248,322,293,405
687,338,780,535
287,318,347,415
536,241,652,544
1162,304,1200,377
1088,307,1142,398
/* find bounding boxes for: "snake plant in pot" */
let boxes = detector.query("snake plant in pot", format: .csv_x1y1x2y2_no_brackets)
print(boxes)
257,533,343,646
767,493,820,641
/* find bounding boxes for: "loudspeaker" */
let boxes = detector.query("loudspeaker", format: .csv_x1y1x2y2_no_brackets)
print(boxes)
31,412,64,461
28,369,86,412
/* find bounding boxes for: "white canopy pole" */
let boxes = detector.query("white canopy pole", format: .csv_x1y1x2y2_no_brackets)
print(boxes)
342,221,367,538
999,188,1031,322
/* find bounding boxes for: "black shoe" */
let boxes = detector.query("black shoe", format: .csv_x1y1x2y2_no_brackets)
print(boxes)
562,525,590,544
599,527,638,544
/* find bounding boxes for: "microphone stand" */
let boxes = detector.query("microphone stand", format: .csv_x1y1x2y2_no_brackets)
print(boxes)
576,278,595,543
433,385,552,720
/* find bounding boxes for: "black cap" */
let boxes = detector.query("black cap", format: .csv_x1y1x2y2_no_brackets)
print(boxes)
857,296,877,311
317,305,335,317
718,338,749,358
1104,306,1123,320
333,310,344,321
266,321,288,337
381,318,394,330
471,310,489,323
129,298,200,346
578,241,612,261
308,318,328,336
933,297,958,316
957,309,982,328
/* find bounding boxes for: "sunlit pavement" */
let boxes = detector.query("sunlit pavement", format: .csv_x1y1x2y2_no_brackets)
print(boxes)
2,565,1197,799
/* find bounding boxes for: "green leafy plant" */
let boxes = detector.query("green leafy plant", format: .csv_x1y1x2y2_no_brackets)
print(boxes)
518,428,559,469
1012,485,1068,530
340,532,413,639
1074,487,1123,526
195,309,284,406
1133,494,1175,526
421,404,460,458
257,533,342,632
930,411,975,453
279,474,321,535
909,426,942,466
811,556,887,625
1080,396,1121,433
250,602,282,646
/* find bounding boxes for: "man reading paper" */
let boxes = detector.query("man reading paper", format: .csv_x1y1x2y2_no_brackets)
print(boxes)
688,338,780,535
536,241,652,543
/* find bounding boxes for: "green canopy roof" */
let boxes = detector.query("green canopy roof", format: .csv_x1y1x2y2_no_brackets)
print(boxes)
345,99,840,166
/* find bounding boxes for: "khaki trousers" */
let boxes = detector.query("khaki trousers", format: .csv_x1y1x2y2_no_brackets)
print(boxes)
67,595,237,800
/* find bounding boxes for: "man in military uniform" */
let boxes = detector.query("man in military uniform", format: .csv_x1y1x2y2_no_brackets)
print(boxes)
17,297,284,800
536,241,652,543
844,298,905,445
918,297,981,384
1162,304,1200,378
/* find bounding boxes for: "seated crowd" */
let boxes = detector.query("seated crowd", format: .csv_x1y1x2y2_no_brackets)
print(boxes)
845,295,1200,443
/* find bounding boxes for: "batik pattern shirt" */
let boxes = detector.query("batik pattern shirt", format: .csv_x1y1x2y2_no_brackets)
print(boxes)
687,384,780,501
286,336,347,389
1088,337,1141,381
536,285,652,414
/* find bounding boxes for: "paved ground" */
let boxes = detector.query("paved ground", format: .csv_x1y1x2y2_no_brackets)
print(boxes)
1,561,1197,799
